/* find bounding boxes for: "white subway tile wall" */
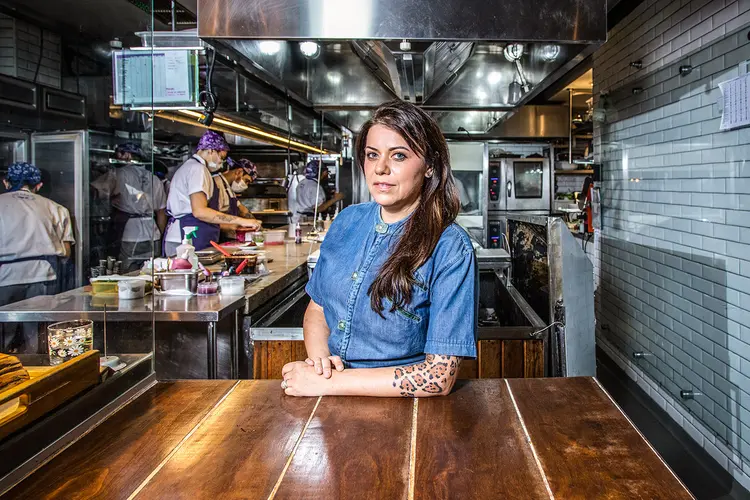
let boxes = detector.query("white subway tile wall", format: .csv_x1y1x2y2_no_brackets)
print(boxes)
593,0,750,483
556,174,589,193
0,13,61,88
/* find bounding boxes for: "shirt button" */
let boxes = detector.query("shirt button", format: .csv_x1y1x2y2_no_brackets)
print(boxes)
338,320,346,330
375,222,387,234
352,272,358,280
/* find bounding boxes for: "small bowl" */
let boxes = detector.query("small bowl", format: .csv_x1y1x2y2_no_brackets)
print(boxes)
197,282,219,295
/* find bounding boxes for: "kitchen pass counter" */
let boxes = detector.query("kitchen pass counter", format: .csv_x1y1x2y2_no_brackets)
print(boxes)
4,378,693,499
0,241,319,323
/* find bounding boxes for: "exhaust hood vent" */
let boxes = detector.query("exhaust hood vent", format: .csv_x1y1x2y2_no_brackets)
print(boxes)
197,0,605,134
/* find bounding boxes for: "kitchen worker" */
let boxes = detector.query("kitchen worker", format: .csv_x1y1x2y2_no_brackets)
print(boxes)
213,158,259,241
294,161,344,217
0,162,74,352
281,100,477,398
213,157,257,218
91,143,167,272
163,130,260,255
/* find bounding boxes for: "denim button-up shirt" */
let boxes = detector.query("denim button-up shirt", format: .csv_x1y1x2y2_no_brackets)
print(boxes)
306,202,477,368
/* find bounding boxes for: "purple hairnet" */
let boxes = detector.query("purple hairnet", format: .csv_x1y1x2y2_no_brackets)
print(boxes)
115,142,144,157
303,160,326,180
235,158,258,182
196,130,230,152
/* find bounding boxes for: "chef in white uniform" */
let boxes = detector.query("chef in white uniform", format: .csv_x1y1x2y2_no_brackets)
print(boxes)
0,162,74,352
164,131,260,256
91,143,167,272
295,160,344,216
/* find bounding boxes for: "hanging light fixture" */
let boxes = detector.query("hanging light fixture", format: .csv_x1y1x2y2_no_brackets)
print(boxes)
503,43,524,63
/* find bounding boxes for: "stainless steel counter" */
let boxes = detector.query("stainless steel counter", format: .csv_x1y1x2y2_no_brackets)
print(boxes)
0,288,246,323
0,241,319,323
0,239,320,380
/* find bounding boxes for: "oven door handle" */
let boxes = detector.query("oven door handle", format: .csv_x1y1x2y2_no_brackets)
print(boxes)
506,180,513,199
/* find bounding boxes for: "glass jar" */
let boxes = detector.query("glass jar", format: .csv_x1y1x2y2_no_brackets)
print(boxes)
47,320,94,365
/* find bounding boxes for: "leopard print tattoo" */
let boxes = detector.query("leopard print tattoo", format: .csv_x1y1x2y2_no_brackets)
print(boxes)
393,354,461,397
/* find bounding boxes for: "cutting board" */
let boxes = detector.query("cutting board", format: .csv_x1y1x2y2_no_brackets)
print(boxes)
0,350,100,441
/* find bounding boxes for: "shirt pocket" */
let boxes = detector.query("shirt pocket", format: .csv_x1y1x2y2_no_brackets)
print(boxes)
390,275,430,324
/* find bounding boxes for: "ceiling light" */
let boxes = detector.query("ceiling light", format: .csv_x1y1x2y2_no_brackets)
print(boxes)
259,40,281,55
161,109,328,154
540,44,560,62
299,41,320,58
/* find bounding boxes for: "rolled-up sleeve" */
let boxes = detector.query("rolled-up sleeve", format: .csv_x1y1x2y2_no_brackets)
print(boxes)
424,248,478,358
305,250,325,307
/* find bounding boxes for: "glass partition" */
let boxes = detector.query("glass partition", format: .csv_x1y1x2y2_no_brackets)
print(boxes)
0,0,156,478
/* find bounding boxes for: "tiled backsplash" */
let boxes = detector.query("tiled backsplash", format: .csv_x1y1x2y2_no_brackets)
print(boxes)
593,0,750,486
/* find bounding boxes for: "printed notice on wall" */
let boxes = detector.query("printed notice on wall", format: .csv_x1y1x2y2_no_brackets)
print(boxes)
719,73,750,131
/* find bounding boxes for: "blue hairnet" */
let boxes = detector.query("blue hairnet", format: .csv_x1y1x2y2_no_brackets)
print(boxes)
5,162,42,191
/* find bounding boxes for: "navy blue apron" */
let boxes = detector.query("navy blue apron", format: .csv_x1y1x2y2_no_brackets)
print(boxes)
0,255,63,294
164,183,221,254
213,175,240,243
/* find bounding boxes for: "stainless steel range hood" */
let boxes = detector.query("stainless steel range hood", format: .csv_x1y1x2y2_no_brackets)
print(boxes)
199,0,606,41
197,0,606,134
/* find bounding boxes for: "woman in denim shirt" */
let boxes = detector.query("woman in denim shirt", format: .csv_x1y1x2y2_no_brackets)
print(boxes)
282,100,477,397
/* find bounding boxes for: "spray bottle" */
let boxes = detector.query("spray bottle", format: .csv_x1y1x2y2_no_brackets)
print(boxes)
176,226,199,270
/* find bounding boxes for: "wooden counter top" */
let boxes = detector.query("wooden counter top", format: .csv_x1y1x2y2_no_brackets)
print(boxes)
5,378,694,499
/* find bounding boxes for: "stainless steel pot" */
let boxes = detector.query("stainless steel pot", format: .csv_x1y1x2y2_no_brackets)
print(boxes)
156,271,199,294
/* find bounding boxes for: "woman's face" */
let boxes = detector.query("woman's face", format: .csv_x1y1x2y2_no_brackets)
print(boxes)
364,124,430,215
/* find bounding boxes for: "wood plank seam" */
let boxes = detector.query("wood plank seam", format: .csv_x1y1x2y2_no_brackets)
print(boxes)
267,395,323,500
408,398,418,500
126,380,242,500
591,378,696,500
505,380,555,500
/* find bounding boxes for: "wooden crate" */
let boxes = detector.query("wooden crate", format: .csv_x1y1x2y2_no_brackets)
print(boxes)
0,350,101,441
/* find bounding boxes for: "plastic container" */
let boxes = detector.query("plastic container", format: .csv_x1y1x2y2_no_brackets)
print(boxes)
197,282,219,295
219,276,246,295
265,229,286,245
91,281,119,296
118,279,145,299
224,255,258,275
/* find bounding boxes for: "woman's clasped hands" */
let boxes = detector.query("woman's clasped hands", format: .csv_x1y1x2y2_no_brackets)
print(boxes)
281,355,344,396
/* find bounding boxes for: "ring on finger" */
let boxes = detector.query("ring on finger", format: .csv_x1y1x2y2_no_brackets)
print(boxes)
281,379,288,390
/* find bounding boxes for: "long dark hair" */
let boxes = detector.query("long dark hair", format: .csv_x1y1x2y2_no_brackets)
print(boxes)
356,100,460,315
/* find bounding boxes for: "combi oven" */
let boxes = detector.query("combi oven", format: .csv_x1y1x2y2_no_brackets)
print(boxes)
488,157,551,212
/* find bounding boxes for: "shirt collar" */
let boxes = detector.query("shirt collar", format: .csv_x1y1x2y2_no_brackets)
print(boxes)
373,203,411,235
192,154,206,166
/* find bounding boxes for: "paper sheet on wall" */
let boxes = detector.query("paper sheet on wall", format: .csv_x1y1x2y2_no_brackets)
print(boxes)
719,73,750,131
